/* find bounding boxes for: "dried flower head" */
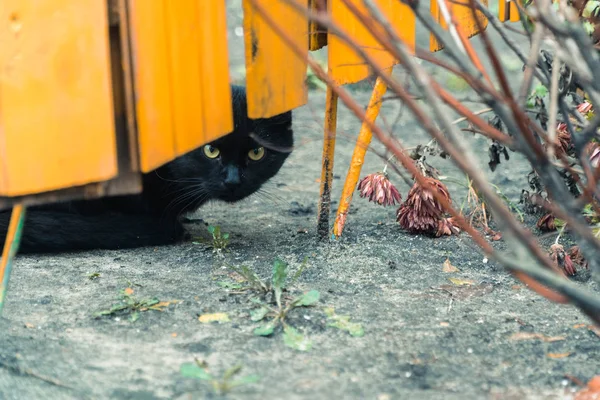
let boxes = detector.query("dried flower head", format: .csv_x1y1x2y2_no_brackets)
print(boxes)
536,213,557,232
568,245,589,270
397,177,451,234
436,217,460,237
357,172,402,206
556,125,572,158
520,190,550,215
577,101,593,116
550,243,576,276
585,141,600,169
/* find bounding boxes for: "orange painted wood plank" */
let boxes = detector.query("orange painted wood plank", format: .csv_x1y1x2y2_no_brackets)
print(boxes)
498,0,509,22
328,0,415,85
243,0,308,119
127,0,176,173
509,1,521,22
308,0,328,51
197,0,233,140
0,0,117,196
128,0,233,172
164,0,206,155
430,0,488,53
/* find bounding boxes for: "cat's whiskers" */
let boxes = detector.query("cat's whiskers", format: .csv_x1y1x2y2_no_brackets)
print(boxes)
162,186,210,220
179,192,212,218
154,171,205,184
254,188,285,206
161,183,205,198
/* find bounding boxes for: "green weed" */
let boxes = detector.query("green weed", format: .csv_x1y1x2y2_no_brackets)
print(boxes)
93,286,177,322
180,359,259,395
230,258,319,351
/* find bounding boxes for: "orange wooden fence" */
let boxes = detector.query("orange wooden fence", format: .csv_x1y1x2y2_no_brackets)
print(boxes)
0,0,524,312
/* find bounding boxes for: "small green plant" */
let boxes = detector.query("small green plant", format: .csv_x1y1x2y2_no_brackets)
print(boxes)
229,258,319,351
324,307,365,337
226,256,309,294
249,259,319,351
195,225,230,251
208,225,230,250
93,286,176,322
180,359,259,395
88,272,101,280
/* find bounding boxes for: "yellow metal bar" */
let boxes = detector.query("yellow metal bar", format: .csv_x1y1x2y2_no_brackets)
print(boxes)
0,205,26,316
317,86,339,240
243,0,308,118
333,76,388,238
0,0,117,196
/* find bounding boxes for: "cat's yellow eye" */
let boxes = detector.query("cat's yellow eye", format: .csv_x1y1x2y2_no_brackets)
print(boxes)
203,145,220,159
248,147,265,161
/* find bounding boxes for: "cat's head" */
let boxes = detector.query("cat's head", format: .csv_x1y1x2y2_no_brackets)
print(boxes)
162,85,293,207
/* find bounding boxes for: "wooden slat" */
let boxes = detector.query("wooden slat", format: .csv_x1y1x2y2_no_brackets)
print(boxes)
164,0,206,155
127,0,176,172
430,0,488,53
328,0,415,85
0,0,117,196
243,0,308,119
498,0,509,22
308,0,328,51
509,1,521,22
128,0,233,172
197,0,233,137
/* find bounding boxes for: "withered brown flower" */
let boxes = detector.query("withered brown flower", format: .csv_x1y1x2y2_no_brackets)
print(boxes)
550,243,576,276
577,101,593,116
397,177,451,234
436,217,460,237
552,102,594,158
568,245,589,270
556,126,571,158
536,213,557,232
357,172,402,206
586,142,600,169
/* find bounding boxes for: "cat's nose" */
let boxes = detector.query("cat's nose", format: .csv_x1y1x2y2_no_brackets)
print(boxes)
224,165,241,186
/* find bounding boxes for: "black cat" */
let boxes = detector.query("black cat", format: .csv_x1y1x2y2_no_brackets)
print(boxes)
0,86,293,253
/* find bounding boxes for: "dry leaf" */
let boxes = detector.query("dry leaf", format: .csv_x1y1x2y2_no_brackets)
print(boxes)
573,323,587,329
198,312,230,323
442,258,459,273
171,332,178,337
24,322,35,329
448,277,474,286
123,287,134,296
547,352,572,359
440,322,450,327
575,375,600,400
509,332,566,342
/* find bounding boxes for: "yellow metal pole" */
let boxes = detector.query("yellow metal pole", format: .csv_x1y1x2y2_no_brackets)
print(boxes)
333,76,388,238
317,84,338,240
0,204,27,316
